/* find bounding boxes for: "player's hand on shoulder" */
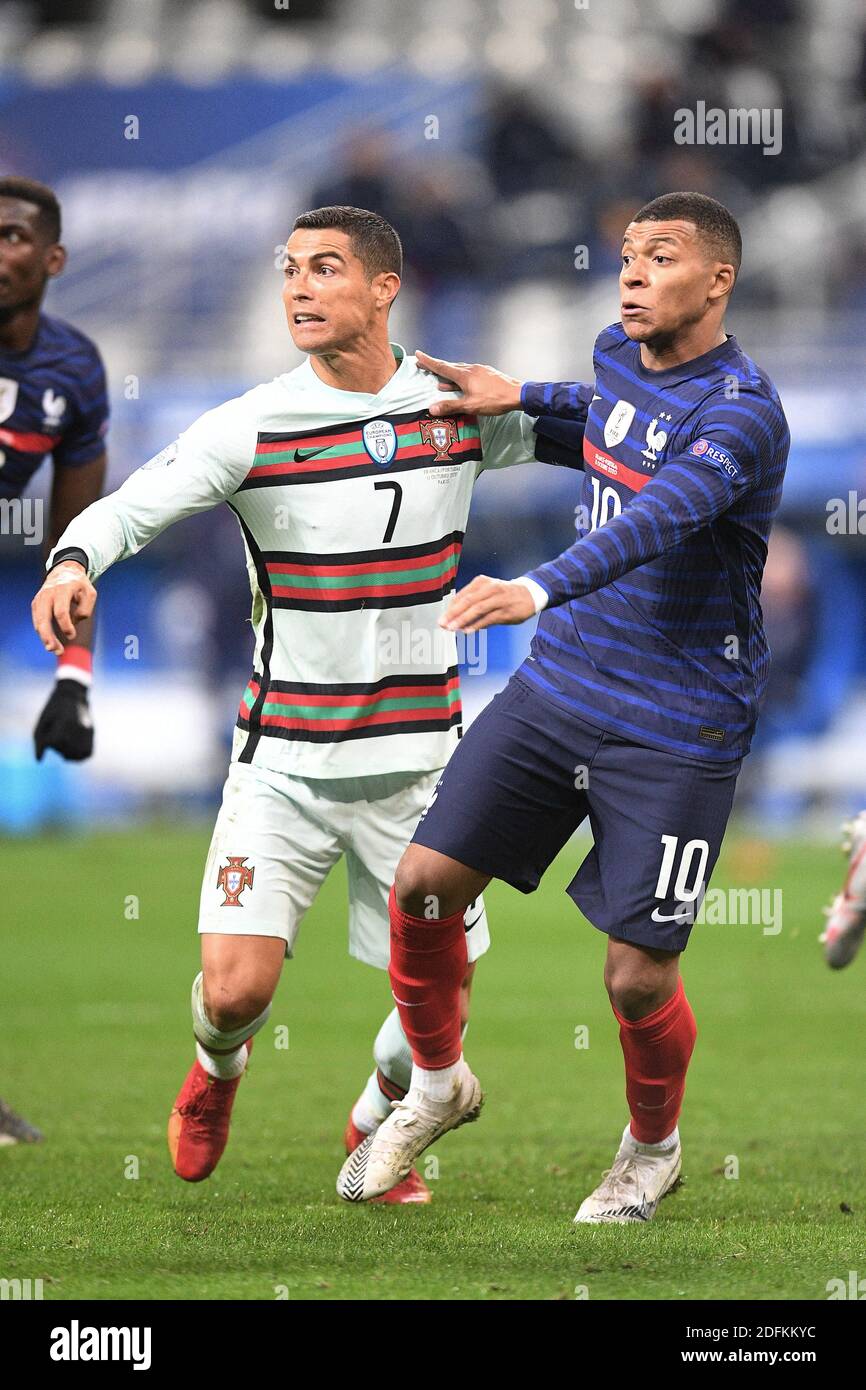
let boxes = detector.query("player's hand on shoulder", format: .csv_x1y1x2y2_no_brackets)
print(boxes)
32,561,97,656
416,350,523,418
439,575,536,633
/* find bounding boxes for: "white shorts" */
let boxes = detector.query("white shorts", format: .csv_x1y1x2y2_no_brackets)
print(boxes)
197,761,491,971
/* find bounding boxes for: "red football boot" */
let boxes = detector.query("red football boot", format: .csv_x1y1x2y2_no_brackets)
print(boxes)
344,1113,432,1204
168,1039,253,1182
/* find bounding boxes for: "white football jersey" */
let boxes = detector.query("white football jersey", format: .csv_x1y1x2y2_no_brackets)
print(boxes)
50,346,539,777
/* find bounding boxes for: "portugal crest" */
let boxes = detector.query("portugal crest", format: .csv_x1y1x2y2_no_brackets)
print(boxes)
420,417,459,462
217,855,255,907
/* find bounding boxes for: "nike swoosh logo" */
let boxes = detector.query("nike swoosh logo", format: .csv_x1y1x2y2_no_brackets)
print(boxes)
650,906,694,923
464,908,484,930
292,446,331,463
591,394,602,402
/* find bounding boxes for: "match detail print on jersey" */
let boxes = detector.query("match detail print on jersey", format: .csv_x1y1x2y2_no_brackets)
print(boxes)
237,668,462,743
238,410,481,488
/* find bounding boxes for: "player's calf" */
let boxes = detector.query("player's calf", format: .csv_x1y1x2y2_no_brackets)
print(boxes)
167,968,274,1182
346,984,475,1205
388,851,487,1083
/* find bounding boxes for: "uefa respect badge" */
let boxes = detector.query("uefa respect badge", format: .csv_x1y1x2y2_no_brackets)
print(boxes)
689,437,740,478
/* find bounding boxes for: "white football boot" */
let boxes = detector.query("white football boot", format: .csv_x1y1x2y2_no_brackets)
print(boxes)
820,812,866,970
573,1123,682,1224
337,1062,483,1202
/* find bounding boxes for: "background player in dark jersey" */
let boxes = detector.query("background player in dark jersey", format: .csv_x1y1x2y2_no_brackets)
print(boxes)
337,192,791,1221
0,176,108,1142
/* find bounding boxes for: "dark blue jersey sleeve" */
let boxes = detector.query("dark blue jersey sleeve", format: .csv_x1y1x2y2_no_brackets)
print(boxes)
53,347,109,469
522,381,593,469
532,415,587,470
521,379,595,419
524,385,785,607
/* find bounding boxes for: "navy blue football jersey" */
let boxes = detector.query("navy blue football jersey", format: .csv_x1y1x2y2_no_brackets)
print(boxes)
0,312,108,500
518,322,790,762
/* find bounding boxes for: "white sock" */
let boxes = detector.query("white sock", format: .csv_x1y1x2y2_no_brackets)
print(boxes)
196,1040,248,1080
353,1011,473,1125
352,1075,390,1134
411,1056,465,1100
628,1123,679,1153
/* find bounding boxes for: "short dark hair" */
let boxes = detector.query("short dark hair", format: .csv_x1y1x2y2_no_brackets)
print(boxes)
292,205,402,280
632,191,741,275
0,176,62,242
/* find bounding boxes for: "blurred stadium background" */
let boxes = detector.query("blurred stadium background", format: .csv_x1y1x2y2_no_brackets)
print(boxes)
3,0,866,834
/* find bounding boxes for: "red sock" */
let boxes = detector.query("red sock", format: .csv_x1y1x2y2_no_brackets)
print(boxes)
388,885,466,1070
612,978,697,1143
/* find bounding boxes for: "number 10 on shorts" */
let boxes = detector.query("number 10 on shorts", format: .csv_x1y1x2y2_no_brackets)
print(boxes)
653,834,709,925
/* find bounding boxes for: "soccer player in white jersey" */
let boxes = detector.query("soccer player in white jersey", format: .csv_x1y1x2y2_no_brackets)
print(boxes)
31,206,560,1201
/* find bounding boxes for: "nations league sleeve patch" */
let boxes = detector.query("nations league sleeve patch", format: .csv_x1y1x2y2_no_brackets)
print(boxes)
688,437,740,479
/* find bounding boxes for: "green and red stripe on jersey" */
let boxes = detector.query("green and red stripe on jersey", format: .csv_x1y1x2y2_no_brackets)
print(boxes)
264,531,463,611
238,410,481,488
237,668,462,743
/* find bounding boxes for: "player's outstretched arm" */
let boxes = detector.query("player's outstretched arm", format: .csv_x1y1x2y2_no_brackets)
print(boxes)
42,398,257,585
32,560,97,656
441,427,771,633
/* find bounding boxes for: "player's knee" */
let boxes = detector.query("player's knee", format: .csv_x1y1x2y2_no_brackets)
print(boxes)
604,962,666,1022
394,847,449,918
203,977,272,1034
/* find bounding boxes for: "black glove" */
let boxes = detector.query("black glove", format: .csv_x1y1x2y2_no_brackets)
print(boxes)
34,679,94,762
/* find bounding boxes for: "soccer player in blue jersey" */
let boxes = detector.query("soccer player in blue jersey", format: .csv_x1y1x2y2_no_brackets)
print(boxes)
0,177,108,1143
0,177,109,757
337,192,791,1221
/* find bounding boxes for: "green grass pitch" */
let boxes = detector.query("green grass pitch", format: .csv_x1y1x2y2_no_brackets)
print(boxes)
1,825,864,1301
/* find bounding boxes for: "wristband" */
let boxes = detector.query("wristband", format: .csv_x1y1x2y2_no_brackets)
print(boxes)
57,644,93,688
47,546,89,575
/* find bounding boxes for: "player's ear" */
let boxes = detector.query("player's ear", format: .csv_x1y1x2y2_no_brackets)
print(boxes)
45,243,67,279
374,270,401,312
709,262,735,304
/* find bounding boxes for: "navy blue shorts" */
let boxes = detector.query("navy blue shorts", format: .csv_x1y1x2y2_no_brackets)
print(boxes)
413,675,742,953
